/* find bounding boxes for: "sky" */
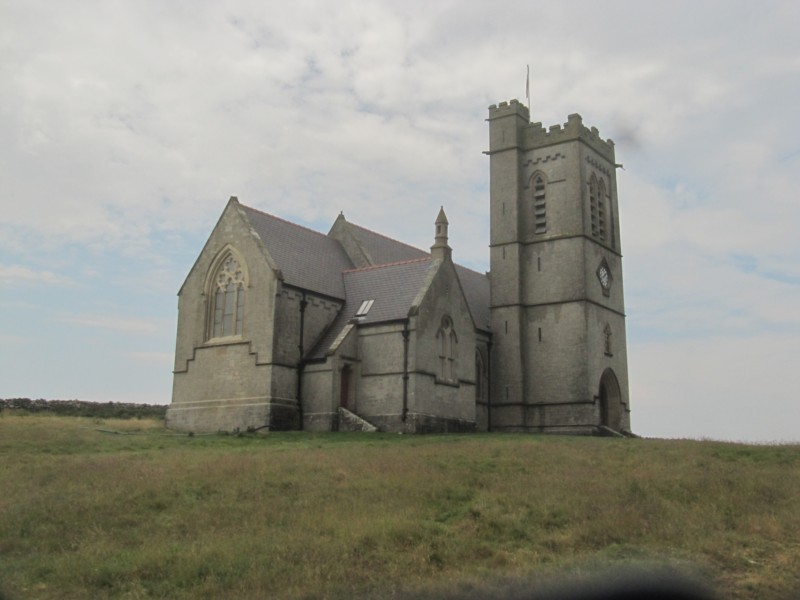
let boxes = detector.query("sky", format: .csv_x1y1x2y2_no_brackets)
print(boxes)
2,0,799,443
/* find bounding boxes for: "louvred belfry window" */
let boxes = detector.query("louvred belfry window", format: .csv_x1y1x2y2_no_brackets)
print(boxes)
589,174,608,243
532,174,546,234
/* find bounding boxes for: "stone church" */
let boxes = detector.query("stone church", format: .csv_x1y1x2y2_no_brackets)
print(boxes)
167,99,631,435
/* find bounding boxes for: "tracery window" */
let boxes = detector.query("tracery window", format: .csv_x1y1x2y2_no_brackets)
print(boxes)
209,253,246,339
437,315,457,383
532,173,547,234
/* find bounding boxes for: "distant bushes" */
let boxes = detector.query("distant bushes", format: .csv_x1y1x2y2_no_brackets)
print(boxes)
0,398,167,419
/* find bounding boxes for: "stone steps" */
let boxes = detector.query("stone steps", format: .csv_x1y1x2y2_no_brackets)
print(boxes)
338,407,379,432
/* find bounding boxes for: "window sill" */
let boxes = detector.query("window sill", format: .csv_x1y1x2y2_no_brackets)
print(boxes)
204,335,245,347
435,377,460,388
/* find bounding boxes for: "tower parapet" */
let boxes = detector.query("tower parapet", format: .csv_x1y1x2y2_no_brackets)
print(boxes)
488,100,615,162
487,99,530,121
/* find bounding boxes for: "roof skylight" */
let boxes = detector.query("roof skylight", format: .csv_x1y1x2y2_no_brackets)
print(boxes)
355,299,375,317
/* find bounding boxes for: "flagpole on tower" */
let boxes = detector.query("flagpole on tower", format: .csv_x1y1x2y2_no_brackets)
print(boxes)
525,64,531,122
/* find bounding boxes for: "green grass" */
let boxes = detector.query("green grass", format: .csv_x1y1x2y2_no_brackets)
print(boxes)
1,414,799,599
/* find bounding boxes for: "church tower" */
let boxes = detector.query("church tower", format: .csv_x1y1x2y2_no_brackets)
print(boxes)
487,100,630,434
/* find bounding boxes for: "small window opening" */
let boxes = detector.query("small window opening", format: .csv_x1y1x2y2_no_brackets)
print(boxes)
355,299,374,317
604,323,613,356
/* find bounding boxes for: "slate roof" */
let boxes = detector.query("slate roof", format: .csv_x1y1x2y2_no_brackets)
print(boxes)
347,222,429,265
342,220,490,332
240,205,353,299
309,258,436,359
237,202,491,358
454,265,491,332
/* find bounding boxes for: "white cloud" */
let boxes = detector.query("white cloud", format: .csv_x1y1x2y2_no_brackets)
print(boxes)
631,332,800,443
0,333,32,345
56,315,161,335
125,352,174,364
0,264,74,286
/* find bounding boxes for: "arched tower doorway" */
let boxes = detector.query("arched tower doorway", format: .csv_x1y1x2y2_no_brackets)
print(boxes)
598,368,623,431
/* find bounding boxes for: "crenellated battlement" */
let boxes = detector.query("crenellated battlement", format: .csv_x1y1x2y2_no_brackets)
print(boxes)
488,100,615,162
487,98,530,120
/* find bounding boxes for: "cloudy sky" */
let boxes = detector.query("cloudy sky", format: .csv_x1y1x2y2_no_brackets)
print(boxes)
2,1,799,443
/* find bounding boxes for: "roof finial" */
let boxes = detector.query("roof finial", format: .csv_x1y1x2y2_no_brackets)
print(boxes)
526,64,531,121
431,206,451,261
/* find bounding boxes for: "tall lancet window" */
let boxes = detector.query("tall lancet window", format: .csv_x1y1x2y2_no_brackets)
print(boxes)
209,253,246,339
589,174,607,242
597,178,607,243
437,315,458,383
532,173,547,234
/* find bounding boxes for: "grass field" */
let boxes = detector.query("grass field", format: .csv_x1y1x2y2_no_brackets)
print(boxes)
1,413,799,599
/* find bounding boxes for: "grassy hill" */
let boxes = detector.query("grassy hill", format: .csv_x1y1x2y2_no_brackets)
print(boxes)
1,413,798,599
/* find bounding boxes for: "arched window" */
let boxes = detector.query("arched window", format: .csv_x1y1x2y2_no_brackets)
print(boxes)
208,252,246,339
437,316,457,383
531,173,547,234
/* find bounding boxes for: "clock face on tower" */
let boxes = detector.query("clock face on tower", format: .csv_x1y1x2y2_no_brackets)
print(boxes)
598,266,610,288
596,261,612,295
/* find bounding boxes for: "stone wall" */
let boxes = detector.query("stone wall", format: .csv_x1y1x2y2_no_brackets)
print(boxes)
169,199,284,433
410,260,477,427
